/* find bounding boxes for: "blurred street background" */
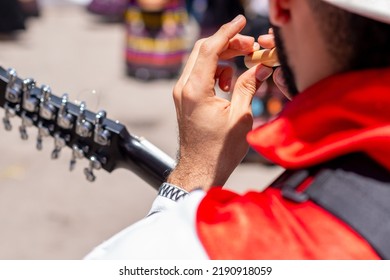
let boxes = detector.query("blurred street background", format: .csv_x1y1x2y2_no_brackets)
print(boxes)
0,0,283,259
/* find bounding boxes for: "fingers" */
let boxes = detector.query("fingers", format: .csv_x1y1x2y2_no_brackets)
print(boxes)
173,15,249,109
230,65,273,117
188,15,247,98
173,38,206,111
219,35,259,60
216,62,234,92
256,32,292,99
257,34,275,49
174,39,205,92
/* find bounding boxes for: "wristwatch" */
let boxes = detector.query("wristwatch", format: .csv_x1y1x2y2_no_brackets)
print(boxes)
158,182,189,202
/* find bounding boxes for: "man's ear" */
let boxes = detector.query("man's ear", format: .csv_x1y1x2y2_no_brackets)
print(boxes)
269,0,292,26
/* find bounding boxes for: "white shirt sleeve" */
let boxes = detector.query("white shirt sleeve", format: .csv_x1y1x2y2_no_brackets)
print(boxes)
84,189,210,260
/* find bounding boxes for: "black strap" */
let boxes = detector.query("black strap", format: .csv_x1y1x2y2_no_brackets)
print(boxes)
273,153,390,259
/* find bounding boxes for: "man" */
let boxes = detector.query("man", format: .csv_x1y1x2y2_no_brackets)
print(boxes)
86,0,390,259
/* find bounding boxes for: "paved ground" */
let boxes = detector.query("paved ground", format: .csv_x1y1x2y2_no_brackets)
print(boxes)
0,2,282,259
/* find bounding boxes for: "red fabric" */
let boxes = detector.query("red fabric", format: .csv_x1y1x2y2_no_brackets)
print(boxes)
247,68,390,170
197,188,380,259
196,68,390,259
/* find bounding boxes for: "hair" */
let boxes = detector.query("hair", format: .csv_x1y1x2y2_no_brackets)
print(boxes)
307,0,390,72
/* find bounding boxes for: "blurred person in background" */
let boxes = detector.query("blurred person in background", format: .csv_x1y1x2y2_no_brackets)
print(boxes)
18,0,41,18
86,0,390,259
193,0,245,38
0,0,25,34
125,0,189,80
87,0,128,20
0,0,40,35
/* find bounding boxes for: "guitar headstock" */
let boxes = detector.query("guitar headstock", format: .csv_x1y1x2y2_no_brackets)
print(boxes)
0,66,175,188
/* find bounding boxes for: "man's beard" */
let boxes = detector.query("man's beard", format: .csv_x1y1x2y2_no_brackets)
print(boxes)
272,25,299,96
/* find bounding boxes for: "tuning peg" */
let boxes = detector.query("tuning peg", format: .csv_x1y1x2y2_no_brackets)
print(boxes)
22,78,35,94
36,121,50,150
57,93,75,129
2,69,22,131
22,78,39,112
6,68,16,84
76,102,93,137
51,132,66,159
69,144,85,171
2,103,19,131
83,156,102,182
94,110,111,146
5,68,21,104
39,85,56,120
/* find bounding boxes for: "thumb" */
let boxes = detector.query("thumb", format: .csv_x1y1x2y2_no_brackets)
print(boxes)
273,67,292,100
231,65,273,114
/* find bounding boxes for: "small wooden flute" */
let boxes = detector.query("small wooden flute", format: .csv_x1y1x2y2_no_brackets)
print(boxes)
244,48,280,68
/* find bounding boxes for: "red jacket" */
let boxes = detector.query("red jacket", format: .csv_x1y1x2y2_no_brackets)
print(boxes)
197,68,390,259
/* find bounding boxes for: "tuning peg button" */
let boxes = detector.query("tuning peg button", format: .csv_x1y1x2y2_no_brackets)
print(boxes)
19,126,28,140
3,117,12,131
36,121,50,150
84,168,96,182
69,144,85,171
18,111,34,140
2,103,18,131
51,133,66,159
83,156,102,182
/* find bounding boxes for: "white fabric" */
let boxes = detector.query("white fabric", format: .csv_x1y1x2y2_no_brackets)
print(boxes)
84,190,209,260
322,0,390,24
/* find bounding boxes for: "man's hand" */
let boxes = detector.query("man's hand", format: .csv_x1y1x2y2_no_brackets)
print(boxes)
258,32,291,99
168,15,273,192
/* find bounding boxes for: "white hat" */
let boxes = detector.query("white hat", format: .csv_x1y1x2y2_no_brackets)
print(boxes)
322,0,390,24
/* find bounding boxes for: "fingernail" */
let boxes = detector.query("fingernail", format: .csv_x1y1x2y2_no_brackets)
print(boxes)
224,79,231,91
231,14,244,24
274,68,285,85
253,42,260,51
256,66,273,81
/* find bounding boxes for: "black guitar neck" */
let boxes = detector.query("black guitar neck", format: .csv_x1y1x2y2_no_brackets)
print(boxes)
0,66,175,190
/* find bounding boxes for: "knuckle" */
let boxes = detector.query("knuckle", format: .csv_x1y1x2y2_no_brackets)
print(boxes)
193,38,207,55
181,82,196,102
194,38,206,49
219,23,230,34
172,83,181,101
198,40,214,57
218,24,234,42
